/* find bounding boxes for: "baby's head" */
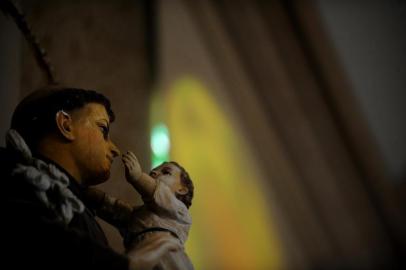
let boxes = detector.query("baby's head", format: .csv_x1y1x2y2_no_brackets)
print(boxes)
149,161,194,208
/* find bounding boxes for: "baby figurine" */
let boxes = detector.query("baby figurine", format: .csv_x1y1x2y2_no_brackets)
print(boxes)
85,151,194,270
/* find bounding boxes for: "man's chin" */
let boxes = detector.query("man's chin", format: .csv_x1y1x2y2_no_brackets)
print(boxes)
86,170,110,186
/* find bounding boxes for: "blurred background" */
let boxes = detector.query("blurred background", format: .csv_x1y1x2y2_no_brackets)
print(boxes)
1,0,405,269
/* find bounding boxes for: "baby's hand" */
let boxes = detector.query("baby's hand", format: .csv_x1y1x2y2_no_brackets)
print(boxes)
122,151,143,184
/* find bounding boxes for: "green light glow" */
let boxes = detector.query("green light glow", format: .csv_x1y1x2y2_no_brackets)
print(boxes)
152,155,168,168
151,123,170,156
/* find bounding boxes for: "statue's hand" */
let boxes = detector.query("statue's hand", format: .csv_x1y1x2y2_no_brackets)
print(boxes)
127,233,181,270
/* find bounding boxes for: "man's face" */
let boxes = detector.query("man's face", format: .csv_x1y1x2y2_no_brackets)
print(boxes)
70,103,120,186
149,162,185,194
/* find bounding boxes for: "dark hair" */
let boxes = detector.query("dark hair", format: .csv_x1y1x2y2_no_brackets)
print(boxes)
11,86,114,150
167,161,194,209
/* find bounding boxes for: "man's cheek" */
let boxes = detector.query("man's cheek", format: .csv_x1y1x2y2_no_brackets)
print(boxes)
86,130,103,145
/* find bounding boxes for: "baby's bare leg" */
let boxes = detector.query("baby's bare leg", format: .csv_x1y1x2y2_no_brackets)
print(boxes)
83,187,133,227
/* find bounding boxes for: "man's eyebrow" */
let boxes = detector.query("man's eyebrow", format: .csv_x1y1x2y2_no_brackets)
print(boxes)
96,118,109,126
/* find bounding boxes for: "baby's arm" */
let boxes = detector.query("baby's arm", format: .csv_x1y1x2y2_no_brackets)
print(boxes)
122,151,157,201
83,187,133,228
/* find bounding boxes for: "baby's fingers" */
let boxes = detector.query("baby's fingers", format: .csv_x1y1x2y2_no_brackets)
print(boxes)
122,156,134,170
126,151,139,163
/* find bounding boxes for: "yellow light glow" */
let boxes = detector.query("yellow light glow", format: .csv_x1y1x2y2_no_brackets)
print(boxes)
153,76,283,270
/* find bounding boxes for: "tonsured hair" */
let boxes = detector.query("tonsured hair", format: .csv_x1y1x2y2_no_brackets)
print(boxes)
11,86,114,150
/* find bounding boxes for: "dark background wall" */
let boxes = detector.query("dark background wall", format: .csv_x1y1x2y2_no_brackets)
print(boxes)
316,0,406,184
0,9,21,145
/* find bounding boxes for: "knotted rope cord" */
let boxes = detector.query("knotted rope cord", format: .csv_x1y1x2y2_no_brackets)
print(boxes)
6,129,84,224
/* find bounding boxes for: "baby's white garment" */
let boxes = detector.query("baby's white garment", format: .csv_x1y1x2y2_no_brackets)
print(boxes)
125,180,194,270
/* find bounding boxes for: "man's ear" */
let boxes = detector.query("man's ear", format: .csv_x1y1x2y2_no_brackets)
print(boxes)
55,110,75,141
176,186,188,196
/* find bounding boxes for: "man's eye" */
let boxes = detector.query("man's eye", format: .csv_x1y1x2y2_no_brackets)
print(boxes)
99,126,109,139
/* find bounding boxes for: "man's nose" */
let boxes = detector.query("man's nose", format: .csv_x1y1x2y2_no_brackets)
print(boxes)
110,141,121,157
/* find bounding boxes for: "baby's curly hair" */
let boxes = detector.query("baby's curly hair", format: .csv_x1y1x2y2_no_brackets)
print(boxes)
167,161,194,209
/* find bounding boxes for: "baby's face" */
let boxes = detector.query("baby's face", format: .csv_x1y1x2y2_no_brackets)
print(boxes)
149,162,187,195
